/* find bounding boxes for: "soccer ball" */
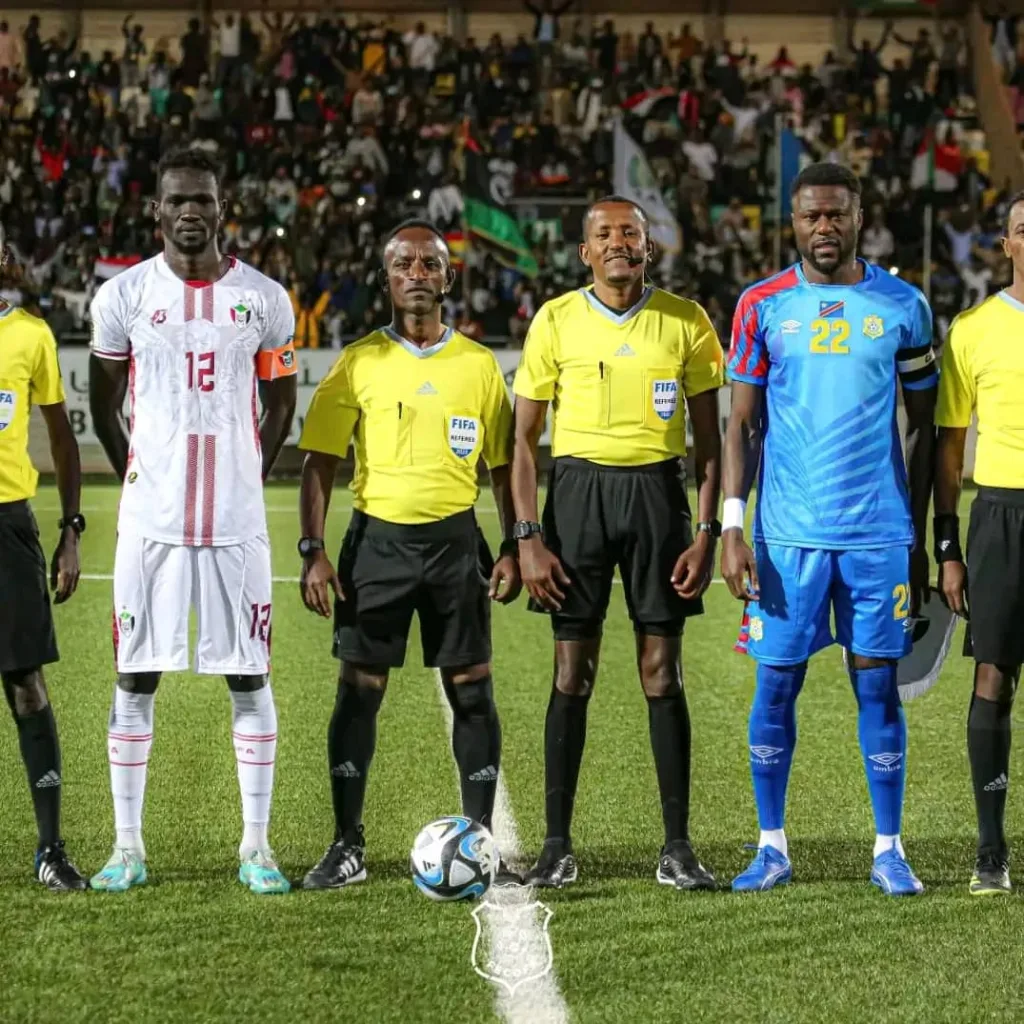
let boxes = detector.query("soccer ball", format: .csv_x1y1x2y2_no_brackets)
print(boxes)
410,816,499,901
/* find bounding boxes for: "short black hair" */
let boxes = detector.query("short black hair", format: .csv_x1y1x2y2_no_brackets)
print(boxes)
1006,190,1024,234
383,218,447,252
790,162,862,200
582,194,650,238
156,147,222,191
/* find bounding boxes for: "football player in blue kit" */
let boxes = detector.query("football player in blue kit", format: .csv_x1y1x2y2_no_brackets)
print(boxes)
721,162,938,895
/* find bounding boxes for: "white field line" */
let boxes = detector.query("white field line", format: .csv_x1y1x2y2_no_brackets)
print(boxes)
34,505,498,515
80,573,728,587
432,669,570,1024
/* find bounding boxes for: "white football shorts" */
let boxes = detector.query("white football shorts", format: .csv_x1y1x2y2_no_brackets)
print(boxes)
112,533,273,675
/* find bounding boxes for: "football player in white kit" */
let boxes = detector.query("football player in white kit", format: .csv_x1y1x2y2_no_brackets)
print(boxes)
87,148,298,894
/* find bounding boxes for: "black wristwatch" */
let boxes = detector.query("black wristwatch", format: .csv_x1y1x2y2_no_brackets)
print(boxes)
513,520,543,541
695,519,722,538
58,513,86,537
297,537,325,558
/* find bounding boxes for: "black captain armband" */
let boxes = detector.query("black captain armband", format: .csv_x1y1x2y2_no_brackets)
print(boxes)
933,514,964,564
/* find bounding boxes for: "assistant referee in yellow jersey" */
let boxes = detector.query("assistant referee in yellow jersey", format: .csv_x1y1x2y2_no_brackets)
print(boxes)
935,191,1024,897
512,195,724,890
0,229,88,890
296,220,522,889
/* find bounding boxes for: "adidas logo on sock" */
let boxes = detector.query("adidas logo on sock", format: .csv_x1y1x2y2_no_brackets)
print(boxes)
416,381,438,395
331,761,361,778
614,343,635,357
985,773,1009,792
468,765,499,782
35,770,62,789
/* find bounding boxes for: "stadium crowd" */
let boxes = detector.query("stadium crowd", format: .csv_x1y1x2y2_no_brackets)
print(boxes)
0,8,1010,348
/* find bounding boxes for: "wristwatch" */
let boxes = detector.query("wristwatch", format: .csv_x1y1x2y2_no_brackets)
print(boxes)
58,513,86,536
297,537,325,558
512,520,543,541
695,519,722,538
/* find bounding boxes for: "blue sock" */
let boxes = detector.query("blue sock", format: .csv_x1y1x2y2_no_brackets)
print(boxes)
850,663,905,837
748,663,807,832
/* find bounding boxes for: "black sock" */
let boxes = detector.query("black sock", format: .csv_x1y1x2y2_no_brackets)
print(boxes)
327,682,383,844
447,678,501,830
14,706,63,849
647,691,692,847
544,689,590,849
968,694,1013,860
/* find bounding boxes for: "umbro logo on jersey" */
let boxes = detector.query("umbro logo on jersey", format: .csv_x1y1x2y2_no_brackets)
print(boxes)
780,320,802,334
35,770,62,789
468,765,499,782
869,752,904,772
614,343,636,357
151,309,167,325
331,761,361,778
417,382,438,395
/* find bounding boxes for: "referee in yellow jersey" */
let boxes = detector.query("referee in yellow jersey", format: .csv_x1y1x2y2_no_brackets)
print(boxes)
0,227,88,890
296,220,522,889
935,191,1024,897
512,196,724,890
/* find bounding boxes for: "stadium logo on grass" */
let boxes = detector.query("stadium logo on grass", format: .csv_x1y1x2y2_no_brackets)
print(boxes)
470,900,554,995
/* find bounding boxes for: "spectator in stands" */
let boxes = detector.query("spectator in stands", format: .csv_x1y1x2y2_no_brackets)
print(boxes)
0,21,21,72
861,207,896,265
121,15,146,88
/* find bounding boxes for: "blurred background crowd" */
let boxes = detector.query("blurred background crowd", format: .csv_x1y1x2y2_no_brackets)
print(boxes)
0,3,1018,349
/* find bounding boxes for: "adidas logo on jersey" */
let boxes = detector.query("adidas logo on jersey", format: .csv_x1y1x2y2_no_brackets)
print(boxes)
468,765,499,782
417,382,438,395
35,770,62,789
331,761,361,778
614,343,635,357
985,773,1008,792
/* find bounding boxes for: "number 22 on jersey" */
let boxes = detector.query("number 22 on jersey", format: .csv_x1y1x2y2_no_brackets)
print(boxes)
809,318,850,355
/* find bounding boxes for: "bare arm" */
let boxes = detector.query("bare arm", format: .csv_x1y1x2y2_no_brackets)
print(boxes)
258,375,297,481
89,354,130,480
38,401,81,603
686,389,722,524
299,450,338,541
722,381,763,501
510,396,548,523
490,463,516,542
934,427,966,517
904,386,937,548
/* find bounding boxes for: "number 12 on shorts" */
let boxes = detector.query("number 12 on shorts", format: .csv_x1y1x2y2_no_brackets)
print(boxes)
250,602,271,642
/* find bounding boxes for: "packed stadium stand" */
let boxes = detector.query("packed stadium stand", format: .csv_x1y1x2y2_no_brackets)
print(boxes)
0,1,1020,357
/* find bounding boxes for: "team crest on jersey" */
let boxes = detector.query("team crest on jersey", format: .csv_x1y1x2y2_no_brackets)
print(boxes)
230,302,252,329
862,315,884,339
280,350,294,369
748,616,764,642
448,416,479,458
819,300,845,318
652,379,678,421
0,389,14,431
150,309,167,326
118,608,135,638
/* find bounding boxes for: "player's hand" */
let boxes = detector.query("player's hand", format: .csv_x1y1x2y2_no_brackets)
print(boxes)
519,536,571,612
909,546,931,619
938,559,968,618
721,530,759,601
671,531,715,600
489,554,522,605
301,551,343,618
50,529,80,605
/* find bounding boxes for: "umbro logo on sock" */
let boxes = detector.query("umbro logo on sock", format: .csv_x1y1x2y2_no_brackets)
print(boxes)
468,765,499,782
869,752,904,772
985,773,1009,792
331,761,361,778
416,381,438,395
614,343,635,357
35,770,62,789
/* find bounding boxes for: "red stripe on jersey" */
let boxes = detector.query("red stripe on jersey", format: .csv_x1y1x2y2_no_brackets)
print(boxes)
251,377,261,457
202,283,214,322
183,433,200,545
111,607,119,662
731,266,800,379
184,285,196,322
201,434,216,545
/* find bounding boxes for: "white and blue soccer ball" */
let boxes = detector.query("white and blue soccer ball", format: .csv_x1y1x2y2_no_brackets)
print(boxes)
410,816,499,901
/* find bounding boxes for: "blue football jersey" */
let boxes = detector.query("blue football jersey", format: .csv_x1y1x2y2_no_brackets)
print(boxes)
727,260,936,550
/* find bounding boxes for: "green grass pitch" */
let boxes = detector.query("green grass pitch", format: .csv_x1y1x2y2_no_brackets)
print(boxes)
1,483,1019,1024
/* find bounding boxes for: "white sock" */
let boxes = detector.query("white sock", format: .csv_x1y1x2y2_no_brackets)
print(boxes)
874,833,905,859
107,687,155,858
230,684,278,859
759,829,788,858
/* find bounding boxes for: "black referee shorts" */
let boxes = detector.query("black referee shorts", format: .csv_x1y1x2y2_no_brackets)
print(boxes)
534,456,703,641
333,508,493,670
965,486,1024,666
0,500,59,675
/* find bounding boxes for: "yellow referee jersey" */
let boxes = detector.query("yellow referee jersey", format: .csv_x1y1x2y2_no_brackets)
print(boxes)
937,292,1024,487
299,326,512,524
513,286,724,466
0,303,65,503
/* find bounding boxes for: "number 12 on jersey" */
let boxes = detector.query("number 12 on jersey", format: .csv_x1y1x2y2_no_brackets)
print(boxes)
186,351,216,391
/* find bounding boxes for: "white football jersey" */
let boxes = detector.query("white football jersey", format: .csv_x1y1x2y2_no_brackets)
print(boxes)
90,255,297,546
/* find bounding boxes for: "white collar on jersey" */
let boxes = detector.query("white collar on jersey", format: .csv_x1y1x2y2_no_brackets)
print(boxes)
998,290,1024,314
580,285,653,325
382,325,453,358
155,252,239,286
